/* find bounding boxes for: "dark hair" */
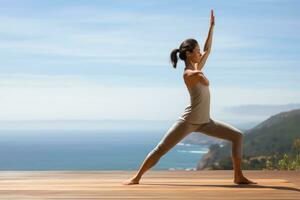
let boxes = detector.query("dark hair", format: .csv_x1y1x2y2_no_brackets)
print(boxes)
170,38,199,69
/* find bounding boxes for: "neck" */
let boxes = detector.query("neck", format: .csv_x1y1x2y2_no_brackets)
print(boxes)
185,60,196,70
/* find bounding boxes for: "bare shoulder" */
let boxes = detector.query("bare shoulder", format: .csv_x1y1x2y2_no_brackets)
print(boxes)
183,69,193,81
183,69,202,85
183,69,203,78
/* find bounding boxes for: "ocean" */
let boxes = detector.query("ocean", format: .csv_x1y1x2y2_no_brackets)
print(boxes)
0,129,209,171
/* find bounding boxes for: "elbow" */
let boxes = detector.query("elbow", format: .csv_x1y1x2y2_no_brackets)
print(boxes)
204,48,211,54
207,46,212,53
203,45,212,53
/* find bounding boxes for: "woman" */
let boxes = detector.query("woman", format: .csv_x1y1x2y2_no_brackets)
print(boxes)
123,9,256,185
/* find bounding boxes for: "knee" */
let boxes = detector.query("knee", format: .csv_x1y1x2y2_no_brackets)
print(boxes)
231,131,244,144
236,131,244,143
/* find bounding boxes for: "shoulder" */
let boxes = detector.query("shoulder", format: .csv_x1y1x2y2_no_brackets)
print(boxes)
183,69,203,84
183,69,203,78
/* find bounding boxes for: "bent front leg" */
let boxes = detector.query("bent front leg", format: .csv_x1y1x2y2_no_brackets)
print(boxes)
196,119,244,159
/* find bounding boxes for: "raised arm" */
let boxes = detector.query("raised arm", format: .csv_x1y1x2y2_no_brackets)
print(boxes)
196,9,215,71
203,9,215,52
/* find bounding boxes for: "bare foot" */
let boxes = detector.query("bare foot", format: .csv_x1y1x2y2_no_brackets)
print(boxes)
234,175,257,185
122,177,140,185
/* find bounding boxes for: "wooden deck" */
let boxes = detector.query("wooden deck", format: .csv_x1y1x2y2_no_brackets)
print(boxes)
0,170,299,199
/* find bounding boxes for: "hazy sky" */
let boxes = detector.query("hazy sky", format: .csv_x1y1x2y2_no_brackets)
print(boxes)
0,0,299,124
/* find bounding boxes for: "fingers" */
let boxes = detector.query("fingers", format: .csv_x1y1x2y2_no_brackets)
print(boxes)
210,9,215,26
210,10,214,19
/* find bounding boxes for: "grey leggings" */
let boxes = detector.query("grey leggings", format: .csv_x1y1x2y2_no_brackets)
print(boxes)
147,118,244,166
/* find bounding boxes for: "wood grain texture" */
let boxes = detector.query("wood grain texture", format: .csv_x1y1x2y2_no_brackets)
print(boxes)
0,170,299,199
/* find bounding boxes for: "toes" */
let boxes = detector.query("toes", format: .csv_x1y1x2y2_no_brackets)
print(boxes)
234,178,257,185
122,179,139,185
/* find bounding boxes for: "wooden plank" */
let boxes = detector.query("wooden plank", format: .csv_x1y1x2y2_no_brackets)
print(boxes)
0,170,299,199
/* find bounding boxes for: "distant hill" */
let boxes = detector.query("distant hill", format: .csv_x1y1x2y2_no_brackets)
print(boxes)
197,109,300,170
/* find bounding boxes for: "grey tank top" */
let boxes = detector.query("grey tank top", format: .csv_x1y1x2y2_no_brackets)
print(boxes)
178,81,210,124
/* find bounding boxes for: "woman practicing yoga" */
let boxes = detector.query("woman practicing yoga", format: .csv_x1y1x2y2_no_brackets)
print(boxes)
123,9,256,185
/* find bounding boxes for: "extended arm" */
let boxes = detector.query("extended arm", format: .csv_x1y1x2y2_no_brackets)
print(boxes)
204,9,215,52
203,25,214,52
196,25,213,70
195,9,215,71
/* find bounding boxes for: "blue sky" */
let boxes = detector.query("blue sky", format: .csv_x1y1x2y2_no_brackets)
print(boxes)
0,0,299,126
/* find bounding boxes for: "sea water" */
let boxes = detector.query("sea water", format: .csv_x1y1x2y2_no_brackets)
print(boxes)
0,129,209,171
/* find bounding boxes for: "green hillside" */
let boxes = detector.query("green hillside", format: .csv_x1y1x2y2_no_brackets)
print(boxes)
197,109,300,170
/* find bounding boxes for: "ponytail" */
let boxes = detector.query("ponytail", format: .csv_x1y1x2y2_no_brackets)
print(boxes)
170,48,180,69
170,38,198,69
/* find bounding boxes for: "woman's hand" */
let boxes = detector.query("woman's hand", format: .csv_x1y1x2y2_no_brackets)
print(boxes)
210,9,215,27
